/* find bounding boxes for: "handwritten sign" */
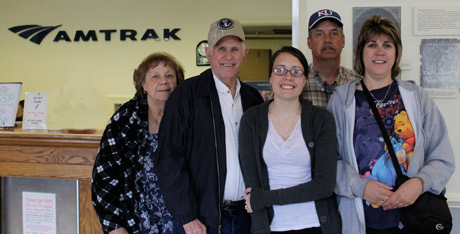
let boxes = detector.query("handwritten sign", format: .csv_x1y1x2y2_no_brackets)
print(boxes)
22,192,57,234
23,92,48,129
0,82,22,127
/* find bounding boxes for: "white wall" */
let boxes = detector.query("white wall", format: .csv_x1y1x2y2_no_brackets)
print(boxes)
294,0,460,228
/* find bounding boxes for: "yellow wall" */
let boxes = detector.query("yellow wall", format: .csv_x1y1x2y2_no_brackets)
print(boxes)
0,0,291,129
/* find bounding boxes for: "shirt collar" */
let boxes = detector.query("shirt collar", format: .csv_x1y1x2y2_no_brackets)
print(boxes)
212,73,241,96
310,63,338,87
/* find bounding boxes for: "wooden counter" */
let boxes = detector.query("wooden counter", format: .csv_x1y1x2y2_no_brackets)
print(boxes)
0,128,103,234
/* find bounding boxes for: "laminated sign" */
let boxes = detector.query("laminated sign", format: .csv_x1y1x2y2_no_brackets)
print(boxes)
0,82,22,128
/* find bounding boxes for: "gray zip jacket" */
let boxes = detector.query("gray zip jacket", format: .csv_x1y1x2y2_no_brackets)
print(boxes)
326,79,455,234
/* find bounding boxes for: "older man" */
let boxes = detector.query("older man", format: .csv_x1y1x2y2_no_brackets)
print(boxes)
157,18,263,234
302,9,361,108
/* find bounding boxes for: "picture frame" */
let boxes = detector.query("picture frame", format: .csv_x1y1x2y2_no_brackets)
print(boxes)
196,40,209,66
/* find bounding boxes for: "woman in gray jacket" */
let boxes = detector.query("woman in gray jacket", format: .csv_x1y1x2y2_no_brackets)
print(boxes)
239,46,341,234
327,15,455,234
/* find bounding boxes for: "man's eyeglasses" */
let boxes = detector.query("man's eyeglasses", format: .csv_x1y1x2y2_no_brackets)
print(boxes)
272,68,305,77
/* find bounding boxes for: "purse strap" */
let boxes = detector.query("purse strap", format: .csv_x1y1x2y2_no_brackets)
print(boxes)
360,80,404,179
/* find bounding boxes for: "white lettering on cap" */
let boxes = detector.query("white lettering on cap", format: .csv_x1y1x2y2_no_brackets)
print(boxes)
318,9,333,17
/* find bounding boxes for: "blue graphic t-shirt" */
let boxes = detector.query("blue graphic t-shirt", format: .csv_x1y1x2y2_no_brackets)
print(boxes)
354,81,415,229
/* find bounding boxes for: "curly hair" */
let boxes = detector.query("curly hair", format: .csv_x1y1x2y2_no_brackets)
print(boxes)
133,52,185,99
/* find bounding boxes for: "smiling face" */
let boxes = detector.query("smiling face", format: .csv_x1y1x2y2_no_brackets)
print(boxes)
270,52,306,101
205,36,248,83
142,62,177,105
308,20,345,64
363,34,396,82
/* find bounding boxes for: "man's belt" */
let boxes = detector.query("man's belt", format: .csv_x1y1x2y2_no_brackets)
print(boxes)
222,200,245,211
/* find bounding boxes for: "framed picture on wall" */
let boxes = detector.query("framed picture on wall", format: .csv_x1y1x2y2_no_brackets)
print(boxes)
196,40,209,66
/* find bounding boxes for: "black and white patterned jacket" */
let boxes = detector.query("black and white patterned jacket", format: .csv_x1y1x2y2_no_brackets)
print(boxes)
91,93,149,234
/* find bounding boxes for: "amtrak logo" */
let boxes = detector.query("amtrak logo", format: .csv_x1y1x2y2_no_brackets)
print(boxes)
9,24,62,45
8,24,181,45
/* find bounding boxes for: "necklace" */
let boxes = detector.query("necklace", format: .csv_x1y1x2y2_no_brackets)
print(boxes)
271,105,300,141
367,82,392,108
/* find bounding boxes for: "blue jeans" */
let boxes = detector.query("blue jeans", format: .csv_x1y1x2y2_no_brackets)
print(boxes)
173,209,250,234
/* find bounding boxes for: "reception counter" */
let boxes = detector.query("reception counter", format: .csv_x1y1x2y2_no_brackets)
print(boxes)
0,128,103,234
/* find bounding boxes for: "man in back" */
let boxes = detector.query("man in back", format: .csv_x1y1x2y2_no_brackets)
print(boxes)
302,9,361,108
156,18,263,234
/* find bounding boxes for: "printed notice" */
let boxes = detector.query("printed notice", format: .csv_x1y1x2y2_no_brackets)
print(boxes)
414,6,460,35
22,92,48,129
23,192,57,234
0,82,22,127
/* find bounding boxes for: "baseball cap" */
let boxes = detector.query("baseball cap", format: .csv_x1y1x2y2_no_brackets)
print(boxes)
308,9,343,30
208,18,245,48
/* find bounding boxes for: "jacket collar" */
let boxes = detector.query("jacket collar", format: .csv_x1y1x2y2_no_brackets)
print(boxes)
196,69,215,97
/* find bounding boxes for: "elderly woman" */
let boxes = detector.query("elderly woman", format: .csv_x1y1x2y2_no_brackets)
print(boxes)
92,52,184,234
327,15,455,234
239,46,341,234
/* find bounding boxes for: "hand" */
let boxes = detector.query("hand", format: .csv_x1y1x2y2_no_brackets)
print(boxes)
109,228,129,234
363,180,393,207
183,219,206,234
244,187,253,213
383,178,423,210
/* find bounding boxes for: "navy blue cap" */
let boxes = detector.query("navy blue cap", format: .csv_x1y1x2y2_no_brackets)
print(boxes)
308,9,343,30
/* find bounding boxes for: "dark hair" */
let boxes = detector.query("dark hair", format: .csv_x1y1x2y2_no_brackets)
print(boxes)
133,52,185,99
269,46,309,79
354,15,402,78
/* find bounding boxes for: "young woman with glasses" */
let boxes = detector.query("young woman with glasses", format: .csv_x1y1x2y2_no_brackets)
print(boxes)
238,46,341,234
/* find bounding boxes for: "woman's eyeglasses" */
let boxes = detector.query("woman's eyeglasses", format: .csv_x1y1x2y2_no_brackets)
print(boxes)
272,68,305,77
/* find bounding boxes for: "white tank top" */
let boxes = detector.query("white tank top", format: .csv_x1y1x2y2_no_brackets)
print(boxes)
263,116,320,231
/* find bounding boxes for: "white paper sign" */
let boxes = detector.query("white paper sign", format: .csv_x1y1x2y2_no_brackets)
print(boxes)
23,92,48,129
414,6,460,35
22,192,57,234
0,82,22,127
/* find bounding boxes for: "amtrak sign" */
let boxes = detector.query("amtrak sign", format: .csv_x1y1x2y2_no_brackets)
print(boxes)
8,24,181,45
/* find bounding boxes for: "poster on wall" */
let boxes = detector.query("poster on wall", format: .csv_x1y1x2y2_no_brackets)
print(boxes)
414,6,460,36
353,7,401,57
420,38,460,98
0,82,22,128
22,192,57,234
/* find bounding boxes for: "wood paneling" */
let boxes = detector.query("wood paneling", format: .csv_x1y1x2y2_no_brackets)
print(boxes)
0,129,103,234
